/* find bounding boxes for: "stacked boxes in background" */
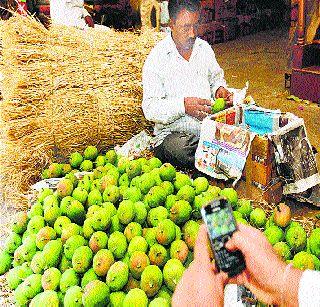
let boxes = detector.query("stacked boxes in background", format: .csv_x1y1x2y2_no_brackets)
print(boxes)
198,0,237,44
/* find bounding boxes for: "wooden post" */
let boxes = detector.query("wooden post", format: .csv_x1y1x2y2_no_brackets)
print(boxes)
297,0,306,45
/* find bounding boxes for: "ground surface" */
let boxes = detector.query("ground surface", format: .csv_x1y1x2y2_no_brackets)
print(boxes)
0,26,319,305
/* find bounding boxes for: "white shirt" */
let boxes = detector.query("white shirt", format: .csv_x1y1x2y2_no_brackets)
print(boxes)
223,270,320,307
50,0,90,29
298,270,320,307
142,34,227,146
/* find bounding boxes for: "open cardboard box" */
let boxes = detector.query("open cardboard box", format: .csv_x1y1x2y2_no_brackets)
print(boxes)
208,105,278,190
198,105,319,204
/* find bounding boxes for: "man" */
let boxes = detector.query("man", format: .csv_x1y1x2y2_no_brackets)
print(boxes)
142,0,233,170
50,0,95,29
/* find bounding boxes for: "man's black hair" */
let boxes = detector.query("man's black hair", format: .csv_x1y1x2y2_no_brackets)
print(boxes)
168,0,201,20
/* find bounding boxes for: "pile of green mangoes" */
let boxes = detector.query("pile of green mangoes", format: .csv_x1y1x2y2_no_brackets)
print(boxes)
0,146,319,306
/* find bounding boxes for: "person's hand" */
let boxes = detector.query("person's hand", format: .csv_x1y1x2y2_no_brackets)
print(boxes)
172,225,228,307
215,86,233,107
184,97,212,120
226,223,302,306
85,16,95,28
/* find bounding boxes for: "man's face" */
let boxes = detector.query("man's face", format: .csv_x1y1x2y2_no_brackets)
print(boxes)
170,9,200,51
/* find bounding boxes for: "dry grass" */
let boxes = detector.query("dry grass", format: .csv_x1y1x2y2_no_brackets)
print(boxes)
0,15,164,209
0,207,15,250
0,274,14,307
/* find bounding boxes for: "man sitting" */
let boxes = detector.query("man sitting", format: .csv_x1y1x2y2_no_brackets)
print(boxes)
50,0,95,29
142,0,233,169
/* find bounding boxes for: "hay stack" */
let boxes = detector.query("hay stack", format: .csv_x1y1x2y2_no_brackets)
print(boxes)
0,16,164,208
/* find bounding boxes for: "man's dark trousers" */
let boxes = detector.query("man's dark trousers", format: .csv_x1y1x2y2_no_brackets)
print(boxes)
154,132,199,169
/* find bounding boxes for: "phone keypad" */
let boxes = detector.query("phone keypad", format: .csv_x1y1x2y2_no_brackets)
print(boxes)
217,249,243,270
213,240,224,250
217,249,232,268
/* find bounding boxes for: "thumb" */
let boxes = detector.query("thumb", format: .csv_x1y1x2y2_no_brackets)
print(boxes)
226,223,260,252
225,230,251,254
193,224,211,266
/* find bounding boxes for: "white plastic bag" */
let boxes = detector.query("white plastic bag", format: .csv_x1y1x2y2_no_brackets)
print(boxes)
115,130,153,158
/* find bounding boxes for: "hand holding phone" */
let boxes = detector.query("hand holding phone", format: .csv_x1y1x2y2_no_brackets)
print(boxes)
172,224,229,307
201,198,246,277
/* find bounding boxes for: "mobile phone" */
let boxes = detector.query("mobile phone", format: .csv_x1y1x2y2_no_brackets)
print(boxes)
201,198,246,277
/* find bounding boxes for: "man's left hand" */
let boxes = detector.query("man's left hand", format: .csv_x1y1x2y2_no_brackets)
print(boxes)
85,16,95,28
216,86,233,107
172,224,228,307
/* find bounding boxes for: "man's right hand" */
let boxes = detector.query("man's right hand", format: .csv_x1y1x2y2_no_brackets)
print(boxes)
184,97,211,120
226,224,302,306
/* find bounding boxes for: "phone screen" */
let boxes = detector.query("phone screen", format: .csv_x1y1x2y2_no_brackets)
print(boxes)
202,199,246,277
205,201,236,239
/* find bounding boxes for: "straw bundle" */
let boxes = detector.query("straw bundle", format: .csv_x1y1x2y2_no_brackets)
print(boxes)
0,15,164,208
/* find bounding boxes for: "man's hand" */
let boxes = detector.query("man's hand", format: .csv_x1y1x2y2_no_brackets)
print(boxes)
215,86,233,107
85,16,95,28
226,224,302,306
172,225,228,307
184,97,211,120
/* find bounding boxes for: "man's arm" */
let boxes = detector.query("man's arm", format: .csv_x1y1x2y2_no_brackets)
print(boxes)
84,14,95,27
82,6,95,28
82,7,90,18
50,0,63,25
65,0,94,27
74,0,94,27
142,63,185,125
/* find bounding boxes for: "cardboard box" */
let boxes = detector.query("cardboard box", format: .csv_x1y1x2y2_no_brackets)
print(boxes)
262,181,283,203
251,161,272,186
197,106,286,192
244,136,276,189
251,135,273,164
240,107,278,189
